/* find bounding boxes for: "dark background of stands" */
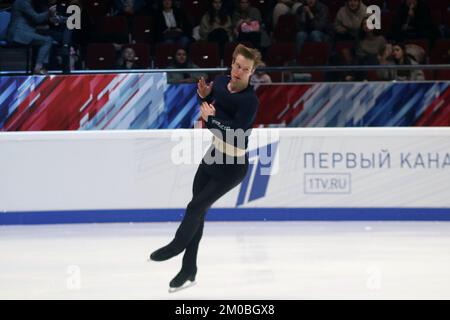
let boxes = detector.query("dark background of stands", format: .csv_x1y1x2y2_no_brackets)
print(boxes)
0,0,449,81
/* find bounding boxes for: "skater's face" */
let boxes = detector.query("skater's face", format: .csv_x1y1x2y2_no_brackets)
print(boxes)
231,54,255,86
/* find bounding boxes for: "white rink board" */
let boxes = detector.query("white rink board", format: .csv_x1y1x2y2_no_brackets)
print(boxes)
0,128,450,223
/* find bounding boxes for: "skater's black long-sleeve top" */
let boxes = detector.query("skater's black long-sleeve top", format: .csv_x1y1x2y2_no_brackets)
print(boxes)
198,75,259,150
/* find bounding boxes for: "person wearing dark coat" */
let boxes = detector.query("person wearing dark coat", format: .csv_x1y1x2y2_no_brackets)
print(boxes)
6,0,57,74
154,0,192,48
392,0,438,42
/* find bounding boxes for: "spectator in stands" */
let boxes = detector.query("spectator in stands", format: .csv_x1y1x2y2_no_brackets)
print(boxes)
442,49,450,64
166,47,206,83
69,45,82,71
334,0,367,41
294,0,330,54
337,47,366,82
231,0,263,49
250,61,271,89
355,16,387,65
376,43,396,81
6,0,57,74
391,42,425,81
272,0,303,29
199,0,233,54
113,0,146,16
44,0,77,74
392,0,438,43
116,46,138,69
154,0,192,48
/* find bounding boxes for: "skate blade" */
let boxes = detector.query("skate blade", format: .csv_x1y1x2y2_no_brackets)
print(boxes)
168,280,196,293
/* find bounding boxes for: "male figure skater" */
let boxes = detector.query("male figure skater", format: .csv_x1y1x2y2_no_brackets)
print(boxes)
150,44,262,292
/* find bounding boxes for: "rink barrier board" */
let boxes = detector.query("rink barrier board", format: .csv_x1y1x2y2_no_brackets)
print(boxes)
1,208,450,225
1,128,450,224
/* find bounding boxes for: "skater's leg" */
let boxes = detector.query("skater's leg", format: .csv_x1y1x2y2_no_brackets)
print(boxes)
151,166,247,261
172,174,245,251
182,220,204,271
150,163,210,261
178,165,208,271
168,221,203,290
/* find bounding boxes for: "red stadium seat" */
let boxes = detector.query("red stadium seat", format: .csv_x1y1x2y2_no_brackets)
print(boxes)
435,70,450,81
381,11,394,35
154,43,179,68
297,42,331,81
189,41,221,68
97,16,129,43
328,0,348,22
272,14,298,43
387,0,402,12
430,10,442,27
446,11,450,28
266,42,295,66
265,42,295,82
82,0,111,19
127,43,151,69
334,40,354,53
181,0,207,27
131,16,154,44
430,39,450,64
86,43,116,70
427,0,450,11
297,42,331,65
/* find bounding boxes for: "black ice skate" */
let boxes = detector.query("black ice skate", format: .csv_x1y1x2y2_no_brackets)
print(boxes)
168,268,197,293
150,242,181,261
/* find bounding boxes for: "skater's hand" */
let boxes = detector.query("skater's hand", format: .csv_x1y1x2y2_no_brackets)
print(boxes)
200,102,216,122
197,77,213,99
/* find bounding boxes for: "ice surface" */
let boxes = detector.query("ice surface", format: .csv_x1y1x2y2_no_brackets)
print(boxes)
1,221,450,299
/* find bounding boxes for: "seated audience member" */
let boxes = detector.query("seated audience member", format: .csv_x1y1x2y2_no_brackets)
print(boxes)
272,0,303,29
391,42,425,81
376,43,396,81
250,61,272,89
232,0,264,49
6,0,57,74
295,0,330,54
167,48,206,83
199,0,233,53
155,0,192,49
45,0,77,73
392,0,438,42
69,45,82,71
334,0,367,41
116,46,138,69
355,16,387,65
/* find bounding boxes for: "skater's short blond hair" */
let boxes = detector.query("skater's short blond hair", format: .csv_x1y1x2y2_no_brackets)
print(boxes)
232,44,262,72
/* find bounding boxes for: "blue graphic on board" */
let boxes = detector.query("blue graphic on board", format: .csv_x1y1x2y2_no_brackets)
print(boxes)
236,141,279,206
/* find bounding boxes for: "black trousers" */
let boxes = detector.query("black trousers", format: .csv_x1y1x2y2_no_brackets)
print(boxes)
173,147,249,272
